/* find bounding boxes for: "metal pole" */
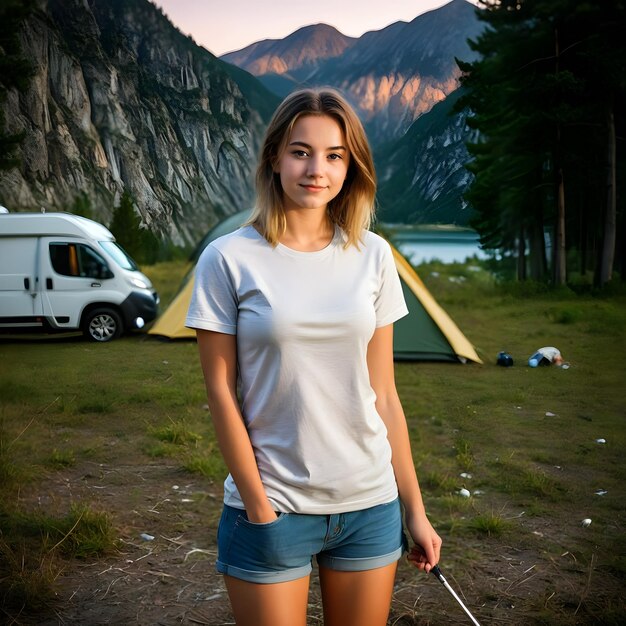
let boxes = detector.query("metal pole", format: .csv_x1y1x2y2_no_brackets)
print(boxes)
431,565,482,626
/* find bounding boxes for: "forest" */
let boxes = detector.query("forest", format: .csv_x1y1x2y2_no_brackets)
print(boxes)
457,0,626,286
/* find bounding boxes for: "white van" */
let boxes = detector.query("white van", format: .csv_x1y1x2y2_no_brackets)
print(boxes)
0,212,159,341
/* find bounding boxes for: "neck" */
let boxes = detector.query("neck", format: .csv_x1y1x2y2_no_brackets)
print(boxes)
280,208,334,252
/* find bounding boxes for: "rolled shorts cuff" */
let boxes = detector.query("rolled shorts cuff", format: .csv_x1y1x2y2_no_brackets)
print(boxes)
216,559,312,584
317,545,404,572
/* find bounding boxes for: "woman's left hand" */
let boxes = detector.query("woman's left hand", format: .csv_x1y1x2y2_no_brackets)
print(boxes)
405,510,442,573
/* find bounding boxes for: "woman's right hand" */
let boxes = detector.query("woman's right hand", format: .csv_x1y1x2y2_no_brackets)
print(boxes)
245,501,278,524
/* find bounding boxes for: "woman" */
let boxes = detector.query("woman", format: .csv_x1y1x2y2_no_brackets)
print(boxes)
186,88,441,626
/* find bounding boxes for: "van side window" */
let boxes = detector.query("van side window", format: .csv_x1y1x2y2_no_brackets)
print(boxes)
49,243,113,279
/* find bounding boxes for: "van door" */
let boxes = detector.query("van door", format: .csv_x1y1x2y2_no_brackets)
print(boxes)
40,238,116,329
0,237,40,325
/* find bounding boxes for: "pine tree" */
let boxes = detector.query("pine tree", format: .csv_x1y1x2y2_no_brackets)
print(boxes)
456,0,625,285
109,190,164,264
109,191,144,261
577,1,626,285
457,0,558,281
71,192,93,219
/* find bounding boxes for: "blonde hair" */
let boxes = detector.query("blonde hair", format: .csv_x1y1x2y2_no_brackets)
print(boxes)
247,88,376,248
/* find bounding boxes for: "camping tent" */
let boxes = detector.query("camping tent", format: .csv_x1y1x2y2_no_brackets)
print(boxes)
149,210,482,363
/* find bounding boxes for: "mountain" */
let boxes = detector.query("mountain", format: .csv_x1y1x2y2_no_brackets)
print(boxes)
221,24,356,96
376,89,477,225
0,0,279,244
221,23,355,78
222,0,482,143
315,0,482,142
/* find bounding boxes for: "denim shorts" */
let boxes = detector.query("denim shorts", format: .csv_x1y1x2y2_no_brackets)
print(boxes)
216,497,407,583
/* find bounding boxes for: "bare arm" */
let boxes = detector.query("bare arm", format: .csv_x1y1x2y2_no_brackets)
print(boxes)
367,324,442,572
196,329,276,523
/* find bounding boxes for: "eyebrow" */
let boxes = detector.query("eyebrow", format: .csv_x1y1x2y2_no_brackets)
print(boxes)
288,141,347,151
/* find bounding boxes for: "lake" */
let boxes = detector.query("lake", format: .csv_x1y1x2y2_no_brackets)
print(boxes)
386,227,487,266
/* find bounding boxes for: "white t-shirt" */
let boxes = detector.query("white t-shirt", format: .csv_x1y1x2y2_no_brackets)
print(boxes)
186,225,409,514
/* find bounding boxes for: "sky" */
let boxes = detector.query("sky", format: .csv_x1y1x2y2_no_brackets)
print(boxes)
154,0,468,57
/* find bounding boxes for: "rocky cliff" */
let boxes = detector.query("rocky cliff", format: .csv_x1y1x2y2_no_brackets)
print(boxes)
377,89,478,225
0,0,277,244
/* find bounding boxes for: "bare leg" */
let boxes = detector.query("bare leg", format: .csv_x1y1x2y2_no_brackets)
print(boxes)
319,562,398,626
224,574,310,626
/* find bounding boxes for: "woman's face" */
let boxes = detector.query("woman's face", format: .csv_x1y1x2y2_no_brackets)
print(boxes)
275,114,350,213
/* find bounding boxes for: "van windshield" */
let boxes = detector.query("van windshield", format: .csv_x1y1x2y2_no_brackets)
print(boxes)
99,241,139,271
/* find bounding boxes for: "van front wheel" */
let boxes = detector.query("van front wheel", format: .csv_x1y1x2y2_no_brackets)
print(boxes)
83,308,123,342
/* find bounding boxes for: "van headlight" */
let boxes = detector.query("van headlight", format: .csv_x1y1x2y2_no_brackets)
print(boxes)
129,277,149,289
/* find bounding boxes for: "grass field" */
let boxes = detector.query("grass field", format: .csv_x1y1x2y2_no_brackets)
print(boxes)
1,259,625,625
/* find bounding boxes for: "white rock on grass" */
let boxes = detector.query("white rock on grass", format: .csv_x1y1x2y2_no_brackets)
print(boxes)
458,488,471,498
581,518,592,527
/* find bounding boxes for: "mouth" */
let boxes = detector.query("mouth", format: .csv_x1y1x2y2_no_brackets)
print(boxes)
300,184,326,192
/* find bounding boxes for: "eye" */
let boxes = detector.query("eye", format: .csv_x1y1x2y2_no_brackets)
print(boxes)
291,150,309,158
328,153,344,161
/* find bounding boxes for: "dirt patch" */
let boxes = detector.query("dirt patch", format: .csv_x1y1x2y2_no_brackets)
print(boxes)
27,462,229,625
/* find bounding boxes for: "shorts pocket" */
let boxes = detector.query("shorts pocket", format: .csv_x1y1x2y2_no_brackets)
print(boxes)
232,512,295,570
238,511,289,528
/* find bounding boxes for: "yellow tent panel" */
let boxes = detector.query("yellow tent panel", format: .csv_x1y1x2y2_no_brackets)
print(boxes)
149,271,196,339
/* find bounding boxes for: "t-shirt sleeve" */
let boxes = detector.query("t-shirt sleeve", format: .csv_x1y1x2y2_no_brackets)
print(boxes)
185,244,238,334
375,241,409,328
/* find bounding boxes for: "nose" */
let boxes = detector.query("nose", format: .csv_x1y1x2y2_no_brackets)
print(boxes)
306,154,324,178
